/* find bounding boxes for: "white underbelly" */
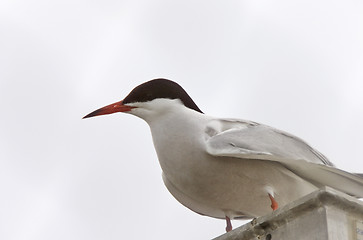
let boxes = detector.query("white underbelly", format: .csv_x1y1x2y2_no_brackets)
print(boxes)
160,154,318,219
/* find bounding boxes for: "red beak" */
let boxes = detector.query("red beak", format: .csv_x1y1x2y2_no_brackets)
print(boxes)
83,100,135,119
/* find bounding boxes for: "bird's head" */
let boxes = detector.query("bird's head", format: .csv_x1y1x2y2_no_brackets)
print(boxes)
83,78,203,122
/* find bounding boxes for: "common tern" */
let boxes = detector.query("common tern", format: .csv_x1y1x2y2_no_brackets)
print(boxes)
83,78,363,232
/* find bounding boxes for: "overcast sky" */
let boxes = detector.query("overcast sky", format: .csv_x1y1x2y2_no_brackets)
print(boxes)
1,0,363,239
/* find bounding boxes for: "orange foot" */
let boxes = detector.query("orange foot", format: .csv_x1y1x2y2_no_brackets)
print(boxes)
268,193,278,210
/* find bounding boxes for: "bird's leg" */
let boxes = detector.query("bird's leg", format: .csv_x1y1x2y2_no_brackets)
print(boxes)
268,193,278,210
225,216,232,232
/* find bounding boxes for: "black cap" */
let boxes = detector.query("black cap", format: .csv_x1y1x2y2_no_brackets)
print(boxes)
123,79,203,113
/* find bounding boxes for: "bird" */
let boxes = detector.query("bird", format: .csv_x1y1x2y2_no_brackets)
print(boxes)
83,78,363,232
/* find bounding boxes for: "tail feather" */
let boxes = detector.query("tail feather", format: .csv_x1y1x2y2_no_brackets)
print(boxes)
316,166,363,198
278,159,363,198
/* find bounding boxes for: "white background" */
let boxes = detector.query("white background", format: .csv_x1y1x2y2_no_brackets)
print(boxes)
1,0,362,239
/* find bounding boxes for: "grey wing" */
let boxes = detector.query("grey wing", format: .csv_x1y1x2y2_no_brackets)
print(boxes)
204,119,363,197
205,119,332,165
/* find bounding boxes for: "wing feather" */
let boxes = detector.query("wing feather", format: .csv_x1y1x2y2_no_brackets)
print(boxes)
205,119,363,197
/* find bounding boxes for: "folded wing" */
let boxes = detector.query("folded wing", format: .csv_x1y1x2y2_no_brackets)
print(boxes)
205,119,363,197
